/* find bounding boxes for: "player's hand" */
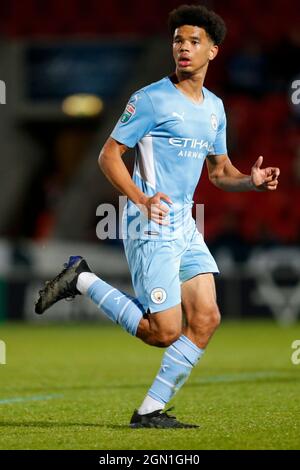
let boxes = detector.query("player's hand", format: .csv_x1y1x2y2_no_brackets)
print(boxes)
251,156,280,191
139,192,173,225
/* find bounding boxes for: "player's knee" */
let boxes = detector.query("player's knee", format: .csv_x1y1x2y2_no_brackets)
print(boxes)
190,304,221,336
154,328,181,348
206,304,221,331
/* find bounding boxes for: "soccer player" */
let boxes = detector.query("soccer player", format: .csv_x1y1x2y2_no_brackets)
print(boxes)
35,5,280,428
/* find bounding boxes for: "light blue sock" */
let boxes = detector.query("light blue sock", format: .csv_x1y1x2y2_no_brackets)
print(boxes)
87,280,144,336
148,335,204,405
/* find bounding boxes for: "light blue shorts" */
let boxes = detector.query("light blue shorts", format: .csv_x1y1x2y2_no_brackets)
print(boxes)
123,226,219,313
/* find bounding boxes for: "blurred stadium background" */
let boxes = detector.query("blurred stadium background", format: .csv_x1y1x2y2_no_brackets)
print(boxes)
0,0,299,325
0,0,300,451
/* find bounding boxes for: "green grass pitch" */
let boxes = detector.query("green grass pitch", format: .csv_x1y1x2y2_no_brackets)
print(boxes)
0,320,299,450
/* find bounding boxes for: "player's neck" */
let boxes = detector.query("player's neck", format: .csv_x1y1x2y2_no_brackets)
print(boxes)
172,69,207,104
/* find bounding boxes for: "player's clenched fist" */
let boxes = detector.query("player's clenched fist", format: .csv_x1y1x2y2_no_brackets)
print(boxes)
139,192,173,225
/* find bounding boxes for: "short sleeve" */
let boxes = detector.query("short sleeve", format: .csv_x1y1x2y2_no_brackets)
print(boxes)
209,102,227,156
111,90,156,148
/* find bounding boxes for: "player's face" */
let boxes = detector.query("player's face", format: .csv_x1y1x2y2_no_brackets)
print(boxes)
172,25,218,74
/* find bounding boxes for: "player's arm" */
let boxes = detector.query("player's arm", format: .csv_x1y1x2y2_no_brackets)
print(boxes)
98,137,171,224
99,137,147,205
206,154,280,192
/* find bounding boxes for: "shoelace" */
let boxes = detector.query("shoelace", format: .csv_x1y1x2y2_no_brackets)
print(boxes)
159,407,176,420
159,407,198,428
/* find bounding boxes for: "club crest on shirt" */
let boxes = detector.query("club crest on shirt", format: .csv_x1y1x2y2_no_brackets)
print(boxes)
121,103,136,123
150,288,167,304
211,113,218,131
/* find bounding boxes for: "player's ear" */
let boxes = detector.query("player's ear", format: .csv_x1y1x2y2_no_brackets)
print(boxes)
209,44,218,61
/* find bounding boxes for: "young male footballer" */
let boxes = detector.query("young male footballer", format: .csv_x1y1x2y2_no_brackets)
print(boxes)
35,5,280,428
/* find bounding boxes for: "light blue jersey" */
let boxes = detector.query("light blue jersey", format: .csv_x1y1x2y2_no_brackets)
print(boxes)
111,76,227,241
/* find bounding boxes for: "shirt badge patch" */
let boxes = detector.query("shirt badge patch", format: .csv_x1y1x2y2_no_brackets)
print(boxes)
150,288,167,304
120,103,136,123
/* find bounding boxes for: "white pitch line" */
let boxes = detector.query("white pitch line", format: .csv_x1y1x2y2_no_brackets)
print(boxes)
0,393,64,405
193,371,294,384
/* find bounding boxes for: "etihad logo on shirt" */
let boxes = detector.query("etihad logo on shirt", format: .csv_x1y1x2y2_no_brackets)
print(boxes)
169,137,214,159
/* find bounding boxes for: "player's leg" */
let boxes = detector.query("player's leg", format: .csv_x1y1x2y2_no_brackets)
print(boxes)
132,318,203,427
180,229,221,349
130,236,199,427
35,254,182,346
131,230,220,427
34,247,199,427
145,232,221,408
133,274,220,426
181,273,220,348
125,237,201,427
122,236,183,346
132,306,202,428
159,273,220,408
76,263,183,346
35,255,145,336
82,262,183,346
136,305,182,347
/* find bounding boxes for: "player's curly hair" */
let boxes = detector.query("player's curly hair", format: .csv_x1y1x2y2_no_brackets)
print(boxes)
168,4,227,45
